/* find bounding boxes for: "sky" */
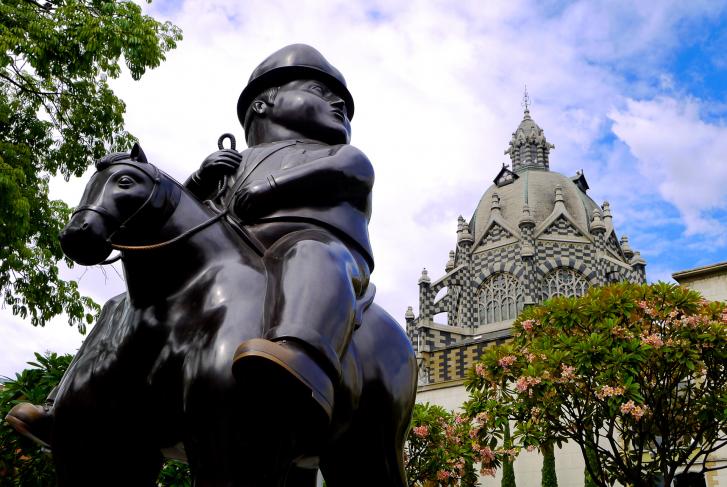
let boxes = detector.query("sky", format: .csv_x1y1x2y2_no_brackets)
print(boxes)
3,0,727,378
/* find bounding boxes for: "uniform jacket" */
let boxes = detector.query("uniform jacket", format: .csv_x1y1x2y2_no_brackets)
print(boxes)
225,139,374,269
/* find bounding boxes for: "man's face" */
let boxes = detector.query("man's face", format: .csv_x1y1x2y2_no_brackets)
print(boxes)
267,79,351,144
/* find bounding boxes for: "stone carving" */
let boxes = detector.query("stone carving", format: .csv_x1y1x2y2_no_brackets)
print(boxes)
8,44,416,487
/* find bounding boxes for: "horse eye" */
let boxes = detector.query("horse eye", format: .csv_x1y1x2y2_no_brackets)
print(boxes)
117,175,135,188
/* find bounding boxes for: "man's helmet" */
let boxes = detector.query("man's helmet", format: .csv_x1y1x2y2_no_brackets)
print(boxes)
237,44,355,128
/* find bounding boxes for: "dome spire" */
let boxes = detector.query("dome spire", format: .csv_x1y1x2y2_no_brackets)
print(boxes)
521,84,531,112
505,89,554,173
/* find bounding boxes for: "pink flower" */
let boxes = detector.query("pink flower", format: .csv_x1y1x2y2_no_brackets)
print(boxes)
620,400,636,414
476,445,495,462
475,412,490,424
454,414,465,424
641,333,664,348
475,363,486,377
412,425,428,438
521,319,538,332
515,376,541,393
560,364,575,380
481,467,496,477
596,385,625,399
631,405,647,420
498,355,516,368
436,470,450,480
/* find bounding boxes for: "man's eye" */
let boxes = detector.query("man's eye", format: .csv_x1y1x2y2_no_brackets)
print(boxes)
310,85,324,94
118,176,135,188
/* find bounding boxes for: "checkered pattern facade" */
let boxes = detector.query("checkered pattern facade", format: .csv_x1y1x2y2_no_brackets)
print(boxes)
481,222,512,245
542,215,583,237
417,338,510,384
408,188,647,387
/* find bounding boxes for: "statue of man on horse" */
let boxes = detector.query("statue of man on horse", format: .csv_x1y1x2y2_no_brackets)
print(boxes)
6,44,415,486
185,43,374,432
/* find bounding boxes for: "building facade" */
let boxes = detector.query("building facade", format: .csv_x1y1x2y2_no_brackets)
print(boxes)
407,106,646,389
673,261,727,302
406,107,649,486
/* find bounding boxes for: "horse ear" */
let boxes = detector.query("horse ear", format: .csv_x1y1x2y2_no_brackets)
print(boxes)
130,143,148,163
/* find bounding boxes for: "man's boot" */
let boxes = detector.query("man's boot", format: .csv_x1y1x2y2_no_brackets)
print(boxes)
232,338,334,441
6,402,53,448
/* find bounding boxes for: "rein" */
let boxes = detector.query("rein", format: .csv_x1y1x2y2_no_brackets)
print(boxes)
110,209,228,251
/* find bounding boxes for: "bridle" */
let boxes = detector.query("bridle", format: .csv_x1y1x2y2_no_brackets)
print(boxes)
72,161,226,264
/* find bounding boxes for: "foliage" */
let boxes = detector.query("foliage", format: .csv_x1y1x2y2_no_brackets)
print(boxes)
404,402,499,486
465,282,727,487
0,352,72,485
157,460,191,486
0,0,182,331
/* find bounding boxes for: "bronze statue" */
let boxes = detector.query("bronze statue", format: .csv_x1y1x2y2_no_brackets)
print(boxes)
7,45,416,486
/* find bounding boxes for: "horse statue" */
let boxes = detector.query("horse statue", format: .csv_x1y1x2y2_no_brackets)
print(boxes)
37,144,416,486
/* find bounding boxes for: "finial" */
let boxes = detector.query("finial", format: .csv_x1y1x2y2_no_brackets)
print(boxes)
519,203,535,228
602,201,612,217
418,268,431,285
491,192,501,211
445,250,455,272
631,251,646,267
590,208,606,233
554,185,564,203
457,215,466,232
620,235,634,259
405,306,415,320
522,84,531,112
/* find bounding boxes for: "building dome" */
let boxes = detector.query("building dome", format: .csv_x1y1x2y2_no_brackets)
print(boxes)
472,169,600,245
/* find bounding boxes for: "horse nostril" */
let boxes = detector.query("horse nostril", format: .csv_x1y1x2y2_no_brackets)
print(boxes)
81,223,89,230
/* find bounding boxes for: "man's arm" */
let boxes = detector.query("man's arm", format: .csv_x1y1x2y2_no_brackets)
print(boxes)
234,145,374,218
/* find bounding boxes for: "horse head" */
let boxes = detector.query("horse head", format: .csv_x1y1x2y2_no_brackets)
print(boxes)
60,143,181,266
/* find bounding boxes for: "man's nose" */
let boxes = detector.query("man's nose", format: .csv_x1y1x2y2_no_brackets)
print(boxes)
330,97,346,114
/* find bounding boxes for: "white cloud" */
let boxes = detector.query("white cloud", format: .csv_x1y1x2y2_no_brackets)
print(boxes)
610,96,727,237
3,0,727,376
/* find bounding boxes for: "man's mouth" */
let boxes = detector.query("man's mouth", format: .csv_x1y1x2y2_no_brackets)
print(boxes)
331,109,345,121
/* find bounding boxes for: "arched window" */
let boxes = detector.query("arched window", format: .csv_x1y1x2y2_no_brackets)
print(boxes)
541,267,589,300
478,273,523,325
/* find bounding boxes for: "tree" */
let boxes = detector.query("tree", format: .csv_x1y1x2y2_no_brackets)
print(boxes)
465,282,727,487
0,0,182,331
404,402,499,486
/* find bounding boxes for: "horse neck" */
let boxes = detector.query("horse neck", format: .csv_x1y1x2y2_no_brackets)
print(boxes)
121,191,239,307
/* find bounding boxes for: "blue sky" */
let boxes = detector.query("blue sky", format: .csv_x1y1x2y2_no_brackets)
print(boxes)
2,0,727,377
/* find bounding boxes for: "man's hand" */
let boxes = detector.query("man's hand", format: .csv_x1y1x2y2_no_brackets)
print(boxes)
233,178,275,221
199,149,242,180
184,149,242,201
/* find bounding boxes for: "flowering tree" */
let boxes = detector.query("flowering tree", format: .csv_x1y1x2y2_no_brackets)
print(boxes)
404,402,501,486
464,282,727,487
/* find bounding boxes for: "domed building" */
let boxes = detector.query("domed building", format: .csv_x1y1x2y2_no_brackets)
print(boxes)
407,106,646,392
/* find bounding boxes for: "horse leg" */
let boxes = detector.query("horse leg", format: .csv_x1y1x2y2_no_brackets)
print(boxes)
284,466,319,487
319,407,409,487
53,405,163,487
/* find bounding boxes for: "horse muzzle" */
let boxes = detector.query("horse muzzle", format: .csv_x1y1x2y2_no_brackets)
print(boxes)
60,211,113,266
